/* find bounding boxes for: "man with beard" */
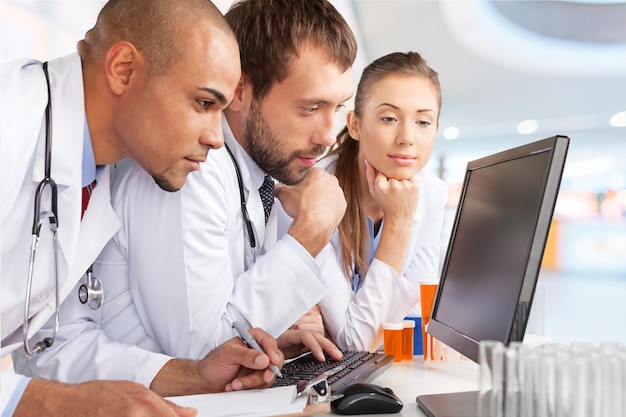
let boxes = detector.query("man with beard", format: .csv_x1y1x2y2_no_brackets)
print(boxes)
82,0,357,364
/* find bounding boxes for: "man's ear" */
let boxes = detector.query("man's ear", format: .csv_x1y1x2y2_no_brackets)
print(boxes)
346,111,361,141
228,74,251,112
105,41,143,96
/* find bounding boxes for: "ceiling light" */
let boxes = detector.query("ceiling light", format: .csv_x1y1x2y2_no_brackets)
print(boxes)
610,111,626,127
443,127,459,140
517,119,538,134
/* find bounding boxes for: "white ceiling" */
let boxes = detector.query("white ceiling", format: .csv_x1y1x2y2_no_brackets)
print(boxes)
344,1,626,185
2,0,625,188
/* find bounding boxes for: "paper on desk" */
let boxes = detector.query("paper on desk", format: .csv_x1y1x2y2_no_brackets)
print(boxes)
166,385,308,417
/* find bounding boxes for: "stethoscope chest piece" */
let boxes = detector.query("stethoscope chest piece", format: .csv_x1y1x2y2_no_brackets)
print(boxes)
78,266,104,310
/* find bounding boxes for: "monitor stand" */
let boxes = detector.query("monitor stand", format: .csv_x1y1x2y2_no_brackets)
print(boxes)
416,390,478,417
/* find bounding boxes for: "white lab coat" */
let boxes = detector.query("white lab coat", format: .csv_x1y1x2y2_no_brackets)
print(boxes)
312,155,448,352
94,116,330,360
1,54,171,409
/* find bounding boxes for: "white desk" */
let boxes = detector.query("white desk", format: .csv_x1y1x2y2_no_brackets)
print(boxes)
310,357,480,416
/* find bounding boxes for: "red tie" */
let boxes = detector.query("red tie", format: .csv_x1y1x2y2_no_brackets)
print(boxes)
81,180,96,220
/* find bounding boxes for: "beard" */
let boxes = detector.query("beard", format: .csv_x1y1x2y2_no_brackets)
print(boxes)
243,99,325,185
151,172,180,192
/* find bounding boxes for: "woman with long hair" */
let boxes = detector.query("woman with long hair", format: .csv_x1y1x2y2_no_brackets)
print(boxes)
316,51,448,351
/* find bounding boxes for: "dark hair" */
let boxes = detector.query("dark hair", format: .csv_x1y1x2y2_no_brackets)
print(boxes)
225,0,357,99
79,0,233,76
327,51,441,278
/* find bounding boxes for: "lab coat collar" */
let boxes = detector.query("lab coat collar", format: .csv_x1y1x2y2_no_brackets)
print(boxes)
31,54,85,193
29,53,121,274
221,114,276,249
222,113,268,191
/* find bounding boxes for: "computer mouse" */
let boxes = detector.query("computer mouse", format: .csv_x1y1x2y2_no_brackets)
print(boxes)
330,383,403,415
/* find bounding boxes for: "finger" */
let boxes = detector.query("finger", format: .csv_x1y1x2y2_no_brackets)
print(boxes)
315,334,343,361
293,322,325,335
163,398,198,417
163,399,198,417
298,331,342,362
249,328,284,368
225,336,271,370
364,159,377,194
230,370,274,391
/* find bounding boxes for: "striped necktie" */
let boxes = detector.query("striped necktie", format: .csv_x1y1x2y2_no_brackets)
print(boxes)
81,180,96,220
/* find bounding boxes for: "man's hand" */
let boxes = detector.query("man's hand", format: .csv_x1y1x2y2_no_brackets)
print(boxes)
197,327,284,392
14,379,197,417
277,329,343,363
276,168,346,257
151,328,283,396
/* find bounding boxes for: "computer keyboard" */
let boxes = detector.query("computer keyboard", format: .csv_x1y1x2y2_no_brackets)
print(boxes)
272,350,394,394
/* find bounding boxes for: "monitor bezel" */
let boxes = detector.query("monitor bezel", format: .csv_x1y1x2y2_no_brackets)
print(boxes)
426,135,570,363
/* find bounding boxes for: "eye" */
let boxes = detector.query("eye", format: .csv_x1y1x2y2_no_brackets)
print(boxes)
335,103,346,113
416,120,432,127
197,99,214,111
380,116,397,123
302,106,319,115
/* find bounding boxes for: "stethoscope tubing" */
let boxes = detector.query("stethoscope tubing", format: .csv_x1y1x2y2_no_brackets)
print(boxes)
224,144,257,251
23,61,61,356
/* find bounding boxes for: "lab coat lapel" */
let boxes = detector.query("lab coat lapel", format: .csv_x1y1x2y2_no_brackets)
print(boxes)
29,54,121,302
223,130,273,254
33,54,87,273
68,166,120,298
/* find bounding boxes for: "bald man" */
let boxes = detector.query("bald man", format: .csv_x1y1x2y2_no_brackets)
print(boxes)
1,1,283,416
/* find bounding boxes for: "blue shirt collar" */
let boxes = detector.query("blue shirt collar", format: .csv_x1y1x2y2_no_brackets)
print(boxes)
82,120,104,186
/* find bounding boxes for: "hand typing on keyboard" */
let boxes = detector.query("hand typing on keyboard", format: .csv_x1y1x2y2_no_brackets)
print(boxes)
276,329,343,362
272,350,394,394
290,305,325,336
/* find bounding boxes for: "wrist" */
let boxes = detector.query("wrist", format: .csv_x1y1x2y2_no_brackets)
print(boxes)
288,217,333,257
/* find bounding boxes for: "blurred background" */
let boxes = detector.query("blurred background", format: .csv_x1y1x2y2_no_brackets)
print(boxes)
2,0,625,344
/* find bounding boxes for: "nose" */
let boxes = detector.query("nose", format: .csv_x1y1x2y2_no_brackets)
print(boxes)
312,110,337,147
200,113,225,149
396,120,416,147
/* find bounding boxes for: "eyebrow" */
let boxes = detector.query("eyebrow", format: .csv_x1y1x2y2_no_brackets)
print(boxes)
376,102,436,114
198,87,228,106
296,93,354,106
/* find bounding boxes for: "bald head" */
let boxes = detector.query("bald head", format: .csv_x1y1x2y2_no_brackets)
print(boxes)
78,0,235,75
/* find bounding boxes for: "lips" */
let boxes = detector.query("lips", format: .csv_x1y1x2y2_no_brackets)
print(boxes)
297,156,318,167
185,156,207,171
388,154,416,166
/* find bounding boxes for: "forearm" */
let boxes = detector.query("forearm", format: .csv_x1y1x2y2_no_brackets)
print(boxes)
319,259,420,352
150,358,203,397
13,318,170,387
375,219,413,275
229,240,328,336
13,379,72,417
288,213,333,257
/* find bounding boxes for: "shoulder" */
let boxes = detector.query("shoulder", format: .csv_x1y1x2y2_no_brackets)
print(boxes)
415,170,448,203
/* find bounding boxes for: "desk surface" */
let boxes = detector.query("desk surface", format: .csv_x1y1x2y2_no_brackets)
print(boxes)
311,357,480,417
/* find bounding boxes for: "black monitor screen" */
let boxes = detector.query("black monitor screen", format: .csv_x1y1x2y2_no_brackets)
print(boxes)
427,135,569,363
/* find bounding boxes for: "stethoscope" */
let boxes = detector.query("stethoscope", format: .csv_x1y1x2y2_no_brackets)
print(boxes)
23,62,103,356
224,144,257,270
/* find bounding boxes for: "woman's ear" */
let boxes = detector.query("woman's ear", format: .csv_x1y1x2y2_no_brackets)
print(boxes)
105,41,143,96
228,74,250,112
346,111,361,141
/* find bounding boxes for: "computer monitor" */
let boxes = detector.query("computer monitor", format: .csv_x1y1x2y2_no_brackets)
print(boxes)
416,135,569,417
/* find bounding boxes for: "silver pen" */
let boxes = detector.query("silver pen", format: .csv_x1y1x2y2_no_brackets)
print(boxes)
232,321,283,378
